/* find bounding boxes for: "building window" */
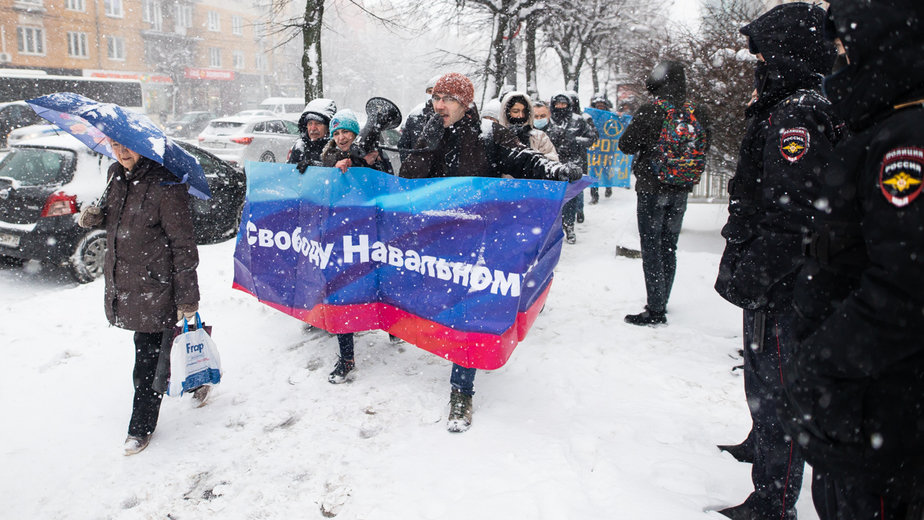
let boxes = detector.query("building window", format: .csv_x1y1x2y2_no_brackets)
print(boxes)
231,15,242,36
65,0,85,12
104,0,123,17
207,11,220,32
67,31,88,58
209,47,221,68
175,3,192,28
16,26,45,55
142,0,163,31
255,53,266,71
107,35,125,60
233,50,244,69
14,0,43,7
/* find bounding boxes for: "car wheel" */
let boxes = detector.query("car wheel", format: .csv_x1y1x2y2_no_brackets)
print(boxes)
259,151,276,162
70,230,107,283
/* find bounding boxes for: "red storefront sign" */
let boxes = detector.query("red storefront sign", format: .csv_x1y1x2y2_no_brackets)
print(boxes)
184,68,235,81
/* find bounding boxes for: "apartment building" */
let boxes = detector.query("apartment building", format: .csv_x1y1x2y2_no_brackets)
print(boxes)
0,0,302,118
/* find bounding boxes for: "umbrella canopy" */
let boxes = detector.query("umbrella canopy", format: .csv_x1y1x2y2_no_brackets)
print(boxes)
27,92,211,199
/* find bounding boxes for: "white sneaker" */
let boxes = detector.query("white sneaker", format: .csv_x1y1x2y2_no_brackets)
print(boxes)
123,434,152,456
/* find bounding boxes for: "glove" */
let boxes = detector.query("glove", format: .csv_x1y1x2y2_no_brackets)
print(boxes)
296,160,311,174
555,163,583,182
417,113,445,151
77,205,103,228
177,303,199,321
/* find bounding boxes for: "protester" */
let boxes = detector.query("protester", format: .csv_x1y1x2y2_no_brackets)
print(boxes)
712,4,843,519
780,1,924,518
498,91,558,161
480,98,501,126
289,98,337,170
401,72,581,432
589,93,614,199
77,140,202,456
319,109,393,383
619,61,710,326
398,75,441,163
549,91,596,242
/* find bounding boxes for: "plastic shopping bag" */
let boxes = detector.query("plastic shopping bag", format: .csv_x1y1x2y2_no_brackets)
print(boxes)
167,313,222,397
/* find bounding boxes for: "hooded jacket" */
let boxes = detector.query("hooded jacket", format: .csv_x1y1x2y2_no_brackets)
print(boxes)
289,98,337,166
499,91,558,162
548,91,596,169
715,2,844,312
101,158,199,332
779,0,924,499
619,61,710,193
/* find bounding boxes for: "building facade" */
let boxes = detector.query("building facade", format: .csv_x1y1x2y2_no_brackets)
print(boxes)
0,0,302,120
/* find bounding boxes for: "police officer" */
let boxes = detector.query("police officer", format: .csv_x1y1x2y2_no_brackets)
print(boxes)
780,1,924,518
713,4,845,519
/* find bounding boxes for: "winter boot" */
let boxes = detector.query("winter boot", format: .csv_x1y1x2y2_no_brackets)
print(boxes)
718,432,755,464
718,496,796,520
328,357,355,384
589,188,599,204
447,388,473,433
576,210,585,223
191,385,211,408
605,187,613,198
123,434,152,456
624,306,667,326
564,224,577,244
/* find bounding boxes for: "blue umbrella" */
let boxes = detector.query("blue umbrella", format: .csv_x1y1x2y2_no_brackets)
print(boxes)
26,92,211,199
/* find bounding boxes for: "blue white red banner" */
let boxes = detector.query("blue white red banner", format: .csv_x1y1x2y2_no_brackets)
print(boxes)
232,163,588,369
584,107,633,189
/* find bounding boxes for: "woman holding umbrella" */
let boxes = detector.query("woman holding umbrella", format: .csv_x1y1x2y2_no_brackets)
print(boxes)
78,139,203,456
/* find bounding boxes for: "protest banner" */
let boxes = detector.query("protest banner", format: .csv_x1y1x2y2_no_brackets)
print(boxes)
585,107,634,188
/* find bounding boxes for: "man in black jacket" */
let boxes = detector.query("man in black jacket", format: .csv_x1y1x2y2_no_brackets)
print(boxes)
549,91,596,242
619,61,710,326
712,4,845,519
288,98,337,171
401,72,580,433
780,1,924,518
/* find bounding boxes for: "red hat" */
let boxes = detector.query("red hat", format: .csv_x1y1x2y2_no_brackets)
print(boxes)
432,72,474,107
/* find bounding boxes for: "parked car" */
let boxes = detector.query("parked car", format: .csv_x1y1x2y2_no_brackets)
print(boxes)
0,102,44,149
164,111,215,139
6,123,65,147
0,134,245,282
257,97,305,120
196,116,300,171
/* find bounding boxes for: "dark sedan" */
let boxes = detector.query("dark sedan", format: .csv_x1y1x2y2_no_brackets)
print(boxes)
0,134,245,282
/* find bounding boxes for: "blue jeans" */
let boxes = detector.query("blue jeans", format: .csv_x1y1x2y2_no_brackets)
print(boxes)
636,191,688,313
450,363,476,396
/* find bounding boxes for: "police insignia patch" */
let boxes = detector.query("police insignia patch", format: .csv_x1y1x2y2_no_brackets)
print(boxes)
879,147,924,207
780,128,810,163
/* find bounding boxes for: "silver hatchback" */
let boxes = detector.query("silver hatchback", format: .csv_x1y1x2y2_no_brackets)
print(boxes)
197,116,300,171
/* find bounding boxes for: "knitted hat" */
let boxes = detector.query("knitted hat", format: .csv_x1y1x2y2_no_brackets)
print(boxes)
329,109,360,138
432,72,475,107
481,98,501,120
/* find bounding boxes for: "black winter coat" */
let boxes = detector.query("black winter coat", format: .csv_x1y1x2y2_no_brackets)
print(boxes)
397,100,434,162
287,137,327,167
320,140,393,174
399,106,569,182
779,0,924,501
619,62,711,194
101,158,199,332
549,91,596,170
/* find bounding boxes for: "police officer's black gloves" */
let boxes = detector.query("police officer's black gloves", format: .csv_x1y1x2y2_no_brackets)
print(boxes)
417,113,445,151
555,163,583,182
296,160,311,174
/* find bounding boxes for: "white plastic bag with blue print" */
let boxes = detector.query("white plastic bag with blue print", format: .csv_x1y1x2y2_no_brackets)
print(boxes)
167,313,221,397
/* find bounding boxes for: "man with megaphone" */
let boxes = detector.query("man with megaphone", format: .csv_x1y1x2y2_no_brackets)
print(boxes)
400,72,583,433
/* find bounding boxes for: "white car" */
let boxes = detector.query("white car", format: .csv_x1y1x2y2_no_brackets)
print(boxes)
196,116,301,171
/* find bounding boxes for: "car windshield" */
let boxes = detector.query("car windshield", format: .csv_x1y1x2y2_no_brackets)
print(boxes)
179,112,207,123
201,121,246,136
0,147,74,185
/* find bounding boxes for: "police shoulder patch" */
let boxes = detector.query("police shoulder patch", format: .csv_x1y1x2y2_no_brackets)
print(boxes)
879,147,924,207
779,128,810,163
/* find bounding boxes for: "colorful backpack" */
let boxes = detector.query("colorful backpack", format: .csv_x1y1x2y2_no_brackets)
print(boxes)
652,99,707,187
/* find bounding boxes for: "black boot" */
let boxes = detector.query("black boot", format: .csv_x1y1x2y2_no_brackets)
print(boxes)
564,224,576,244
576,211,584,223
624,306,666,326
718,432,755,463
328,357,355,384
605,187,612,197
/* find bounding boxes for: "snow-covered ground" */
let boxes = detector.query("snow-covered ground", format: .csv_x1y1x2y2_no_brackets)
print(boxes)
0,192,819,520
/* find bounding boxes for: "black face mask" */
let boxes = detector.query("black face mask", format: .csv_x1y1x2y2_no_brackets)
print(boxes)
508,116,528,125
551,107,570,123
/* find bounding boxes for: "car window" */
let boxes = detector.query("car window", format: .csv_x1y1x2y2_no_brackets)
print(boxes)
284,104,303,114
252,122,266,132
283,121,299,134
266,120,286,133
0,147,75,185
201,121,246,136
